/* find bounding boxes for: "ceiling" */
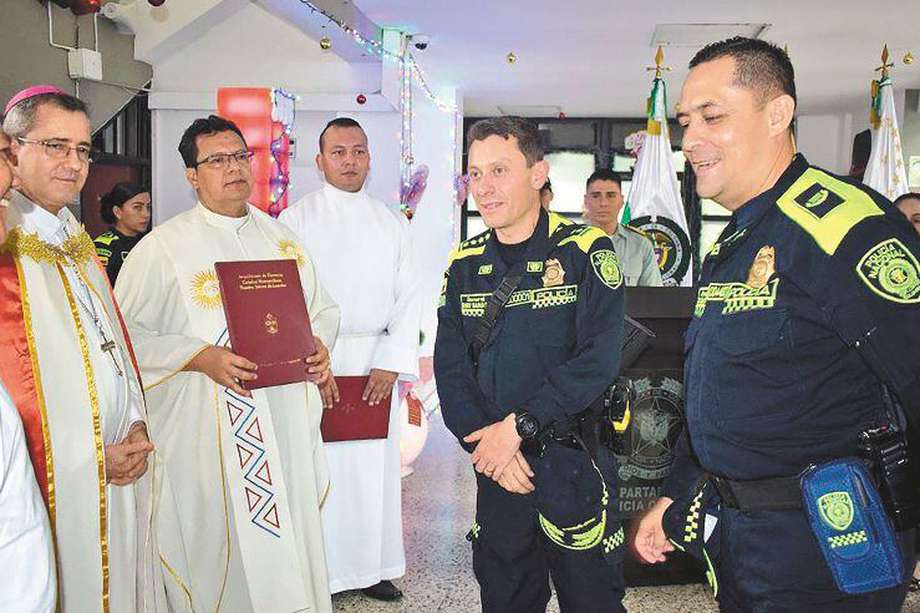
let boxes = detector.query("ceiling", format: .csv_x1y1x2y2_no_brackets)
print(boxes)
355,0,920,118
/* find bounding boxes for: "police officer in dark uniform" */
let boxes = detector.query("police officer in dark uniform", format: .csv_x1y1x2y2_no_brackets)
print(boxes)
631,37,920,611
434,116,627,612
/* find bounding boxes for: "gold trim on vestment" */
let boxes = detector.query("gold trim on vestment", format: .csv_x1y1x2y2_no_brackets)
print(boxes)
213,387,232,612
15,257,57,533
143,345,211,392
58,264,110,612
1,227,96,265
319,480,331,510
159,555,195,612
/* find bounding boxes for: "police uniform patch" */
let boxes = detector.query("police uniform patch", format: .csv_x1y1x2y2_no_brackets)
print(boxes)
527,261,544,273
590,249,623,290
478,264,493,275
817,491,854,532
793,183,845,219
542,258,565,287
856,238,920,304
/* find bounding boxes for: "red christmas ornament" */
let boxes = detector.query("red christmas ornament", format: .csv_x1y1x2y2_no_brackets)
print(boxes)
356,94,367,105
148,0,167,6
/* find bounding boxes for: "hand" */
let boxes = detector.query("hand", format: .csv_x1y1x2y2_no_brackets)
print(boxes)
105,423,154,486
305,337,331,384
362,368,398,406
496,451,535,495
629,496,675,564
187,346,257,398
318,375,339,409
464,413,522,481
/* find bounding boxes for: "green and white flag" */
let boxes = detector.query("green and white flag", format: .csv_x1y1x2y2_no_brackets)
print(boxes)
626,76,692,286
864,75,908,201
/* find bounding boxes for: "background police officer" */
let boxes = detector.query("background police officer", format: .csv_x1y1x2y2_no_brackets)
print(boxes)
631,37,920,611
435,116,627,612
583,168,663,286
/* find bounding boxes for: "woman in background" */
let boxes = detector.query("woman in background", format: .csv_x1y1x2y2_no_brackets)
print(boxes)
94,182,151,285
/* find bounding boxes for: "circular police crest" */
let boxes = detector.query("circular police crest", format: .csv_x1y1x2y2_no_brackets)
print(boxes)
616,376,684,481
628,216,691,286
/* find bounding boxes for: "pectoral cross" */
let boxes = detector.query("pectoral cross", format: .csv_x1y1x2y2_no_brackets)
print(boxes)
100,333,124,377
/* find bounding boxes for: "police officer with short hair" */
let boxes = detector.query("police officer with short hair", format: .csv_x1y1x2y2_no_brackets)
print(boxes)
435,116,627,612
631,37,920,611
583,169,663,286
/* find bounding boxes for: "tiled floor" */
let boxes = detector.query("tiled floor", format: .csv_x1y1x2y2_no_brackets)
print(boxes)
332,415,920,612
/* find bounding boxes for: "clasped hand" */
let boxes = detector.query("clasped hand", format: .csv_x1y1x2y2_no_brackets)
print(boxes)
105,422,154,486
464,414,534,495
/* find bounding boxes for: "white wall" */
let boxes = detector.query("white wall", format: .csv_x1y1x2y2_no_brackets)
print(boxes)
153,2,379,95
796,113,854,174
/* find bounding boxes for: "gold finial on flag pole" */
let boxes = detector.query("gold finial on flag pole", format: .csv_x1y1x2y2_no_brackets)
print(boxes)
876,44,894,79
647,46,671,79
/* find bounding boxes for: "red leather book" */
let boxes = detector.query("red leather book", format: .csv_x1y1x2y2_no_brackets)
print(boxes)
321,376,391,442
215,259,315,390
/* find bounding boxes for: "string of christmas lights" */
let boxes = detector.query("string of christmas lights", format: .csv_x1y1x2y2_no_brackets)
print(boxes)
295,0,458,113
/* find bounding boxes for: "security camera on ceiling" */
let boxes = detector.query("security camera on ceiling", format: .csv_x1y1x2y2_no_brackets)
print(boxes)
412,34,431,51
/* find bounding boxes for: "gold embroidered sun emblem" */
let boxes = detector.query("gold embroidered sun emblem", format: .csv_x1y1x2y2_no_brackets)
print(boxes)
190,269,222,310
277,238,305,268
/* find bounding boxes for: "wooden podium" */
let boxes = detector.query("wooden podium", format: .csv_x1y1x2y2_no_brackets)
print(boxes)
616,287,703,586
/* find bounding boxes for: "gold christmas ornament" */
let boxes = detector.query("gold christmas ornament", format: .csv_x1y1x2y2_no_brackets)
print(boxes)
320,36,332,51
506,52,517,64
904,50,915,65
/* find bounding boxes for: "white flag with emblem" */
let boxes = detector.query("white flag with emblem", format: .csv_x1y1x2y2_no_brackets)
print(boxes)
626,75,693,286
864,75,908,201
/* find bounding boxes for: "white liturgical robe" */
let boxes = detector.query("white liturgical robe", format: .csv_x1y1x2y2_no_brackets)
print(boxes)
0,191,160,613
280,183,420,592
0,380,55,612
116,203,339,613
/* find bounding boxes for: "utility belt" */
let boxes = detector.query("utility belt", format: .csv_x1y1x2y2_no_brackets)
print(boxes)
702,423,919,596
709,423,920,530
521,376,633,458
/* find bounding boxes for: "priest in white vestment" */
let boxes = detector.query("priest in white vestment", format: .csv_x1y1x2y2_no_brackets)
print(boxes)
280,117,420,601
0,87,161,612
0,128,55,613
116,115,339,613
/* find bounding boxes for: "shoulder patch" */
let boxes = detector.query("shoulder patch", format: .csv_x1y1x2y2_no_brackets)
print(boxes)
448,230,491,265
590,249,623,290
856,238,920,304
94,231,117,246
548,211,575,235
776,167,884,255
558,225,608,254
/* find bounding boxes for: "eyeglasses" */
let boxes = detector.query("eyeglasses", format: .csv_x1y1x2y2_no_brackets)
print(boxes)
194,150,254,170
16,137,94,164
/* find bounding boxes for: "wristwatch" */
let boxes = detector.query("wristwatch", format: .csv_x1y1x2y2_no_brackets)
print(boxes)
514,411,540,440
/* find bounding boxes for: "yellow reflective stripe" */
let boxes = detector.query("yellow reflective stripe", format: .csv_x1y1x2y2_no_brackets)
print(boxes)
548,211,574,235
776,168,884,255
559,226,606,254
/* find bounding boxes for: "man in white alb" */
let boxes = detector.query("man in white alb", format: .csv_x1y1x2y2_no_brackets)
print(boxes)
117,115,339,613
280,117,420,601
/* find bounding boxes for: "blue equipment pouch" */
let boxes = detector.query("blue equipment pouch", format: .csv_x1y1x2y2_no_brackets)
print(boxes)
800,458,904,594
